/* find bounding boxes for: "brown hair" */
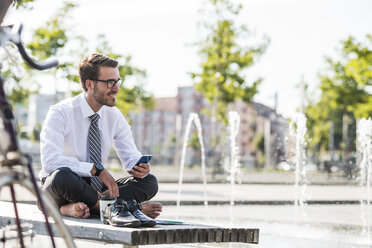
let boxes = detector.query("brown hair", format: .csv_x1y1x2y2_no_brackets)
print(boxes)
78,53,118,91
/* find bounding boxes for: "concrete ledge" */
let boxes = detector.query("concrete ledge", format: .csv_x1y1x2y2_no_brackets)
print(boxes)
0,199,364,207
158,200,363,205
0,201,259,246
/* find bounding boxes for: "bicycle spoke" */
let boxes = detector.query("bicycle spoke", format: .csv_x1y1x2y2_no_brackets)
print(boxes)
9,184,25,248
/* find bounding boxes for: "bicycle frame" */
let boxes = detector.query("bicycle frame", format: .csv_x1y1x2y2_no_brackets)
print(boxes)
0,62,58,248
0,0,12,25
0,74,20,157
0,2,75,247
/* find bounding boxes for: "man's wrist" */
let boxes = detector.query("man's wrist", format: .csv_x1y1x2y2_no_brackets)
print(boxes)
93,163,104,176
91,164,97,176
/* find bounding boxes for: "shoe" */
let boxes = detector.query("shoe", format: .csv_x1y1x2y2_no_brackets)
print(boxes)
126,199,156,227
103,199,140,227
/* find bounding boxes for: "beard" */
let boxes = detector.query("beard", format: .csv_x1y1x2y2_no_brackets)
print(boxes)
93,85,116,107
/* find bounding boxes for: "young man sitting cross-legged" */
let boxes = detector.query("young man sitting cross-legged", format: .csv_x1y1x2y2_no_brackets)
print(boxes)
39,53,162,227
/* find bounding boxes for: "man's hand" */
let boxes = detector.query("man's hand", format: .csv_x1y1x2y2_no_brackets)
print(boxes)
98,169,119,197
128,163,150,178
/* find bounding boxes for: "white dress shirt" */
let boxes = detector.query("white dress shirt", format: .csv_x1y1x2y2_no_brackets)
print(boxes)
39,92,142,178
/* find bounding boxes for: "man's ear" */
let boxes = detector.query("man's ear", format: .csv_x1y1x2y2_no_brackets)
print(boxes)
85,79,93,91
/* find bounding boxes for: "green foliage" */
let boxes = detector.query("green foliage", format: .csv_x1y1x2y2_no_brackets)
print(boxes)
13,0,35,9
26,2,84,87
252,133,265,166
306,34,371,154
30,122,42,141
3,2,83,106
7,86,30,104
1,53,30,105
94,35,154,115
19,129,29,139
191,0,269,124
116,85,155,115
71,89,82,96
6,2,153,118
27,2,74,59
188,131,201,151
253,133,264,153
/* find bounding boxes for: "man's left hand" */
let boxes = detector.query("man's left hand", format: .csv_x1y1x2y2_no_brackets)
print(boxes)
128,163,150,178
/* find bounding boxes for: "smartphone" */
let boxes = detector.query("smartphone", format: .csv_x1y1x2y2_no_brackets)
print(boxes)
127,155,152,171
135,155,152,165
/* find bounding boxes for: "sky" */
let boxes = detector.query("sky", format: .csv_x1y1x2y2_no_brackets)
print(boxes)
5,0,372,119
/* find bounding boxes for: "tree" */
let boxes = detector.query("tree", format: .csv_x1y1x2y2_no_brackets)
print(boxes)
191,0,269,124
28,4,154,116
191,0,269,175
2,0,43,103
93,34,155,116
27,2,88,95
5,1,154,119
27,2,74,60
188,130,202,166
13,0,35,9
253,133,265,167
2,2,83,106
306,35,371,161
1,56,30,105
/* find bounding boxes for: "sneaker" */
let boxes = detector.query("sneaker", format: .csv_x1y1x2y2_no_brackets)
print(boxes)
126,199,156,227
103,199,140,227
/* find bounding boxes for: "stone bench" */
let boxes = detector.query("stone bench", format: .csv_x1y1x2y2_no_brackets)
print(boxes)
0,201,259,247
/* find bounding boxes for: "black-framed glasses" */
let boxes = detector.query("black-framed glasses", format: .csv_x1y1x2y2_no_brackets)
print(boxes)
91,78,122,89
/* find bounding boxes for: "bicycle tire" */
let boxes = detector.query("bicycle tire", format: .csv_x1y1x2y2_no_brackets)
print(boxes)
0,171,76,248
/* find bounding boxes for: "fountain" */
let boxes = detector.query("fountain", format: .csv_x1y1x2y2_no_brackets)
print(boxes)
290,113,308,208
176,113,208,209
225,111,242,206
287,112,309,227
358,117,372,242
170,110,372,247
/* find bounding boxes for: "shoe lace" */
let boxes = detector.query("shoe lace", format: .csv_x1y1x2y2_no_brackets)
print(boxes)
115,203,128,212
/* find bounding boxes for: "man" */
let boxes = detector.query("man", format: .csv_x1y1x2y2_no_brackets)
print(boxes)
39,53,162,225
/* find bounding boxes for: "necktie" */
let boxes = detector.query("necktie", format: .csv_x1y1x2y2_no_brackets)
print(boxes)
89,113,104,192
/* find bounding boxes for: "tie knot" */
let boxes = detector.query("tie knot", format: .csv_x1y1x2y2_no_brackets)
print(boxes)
90,113,100,123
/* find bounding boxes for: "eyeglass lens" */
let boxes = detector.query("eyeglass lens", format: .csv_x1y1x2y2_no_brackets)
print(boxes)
107,79,122,88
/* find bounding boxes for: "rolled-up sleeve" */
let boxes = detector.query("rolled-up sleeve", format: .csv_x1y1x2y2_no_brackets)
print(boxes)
40,107,92,177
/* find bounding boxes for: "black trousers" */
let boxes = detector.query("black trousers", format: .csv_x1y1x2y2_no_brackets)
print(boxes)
40,167,158,209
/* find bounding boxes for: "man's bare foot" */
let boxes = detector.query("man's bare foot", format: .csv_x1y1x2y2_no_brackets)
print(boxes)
141,202,162,219
60,202,90,218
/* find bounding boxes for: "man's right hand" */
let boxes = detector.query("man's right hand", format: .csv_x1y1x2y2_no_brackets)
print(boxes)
98,169,119,197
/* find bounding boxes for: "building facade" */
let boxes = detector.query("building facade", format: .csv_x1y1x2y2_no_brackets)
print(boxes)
129,97,177,165
129,86,288,169
13,92,66,137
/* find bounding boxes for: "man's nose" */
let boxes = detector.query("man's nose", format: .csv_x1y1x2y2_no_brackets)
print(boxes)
112,83,120,91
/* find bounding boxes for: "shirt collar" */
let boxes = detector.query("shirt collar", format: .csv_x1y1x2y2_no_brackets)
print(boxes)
79,92,103,119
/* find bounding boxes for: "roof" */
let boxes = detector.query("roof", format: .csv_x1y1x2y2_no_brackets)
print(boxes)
154,97,177,111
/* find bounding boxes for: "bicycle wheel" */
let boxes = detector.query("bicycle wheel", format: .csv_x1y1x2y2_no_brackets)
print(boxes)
0,170,76,248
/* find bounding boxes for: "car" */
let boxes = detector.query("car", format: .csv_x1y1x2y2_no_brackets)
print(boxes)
276,161,295,171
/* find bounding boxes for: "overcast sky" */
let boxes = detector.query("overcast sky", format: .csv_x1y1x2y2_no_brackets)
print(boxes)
5,0,372,118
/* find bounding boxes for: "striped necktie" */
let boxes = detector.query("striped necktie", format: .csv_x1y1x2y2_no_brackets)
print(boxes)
89,113,104,192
